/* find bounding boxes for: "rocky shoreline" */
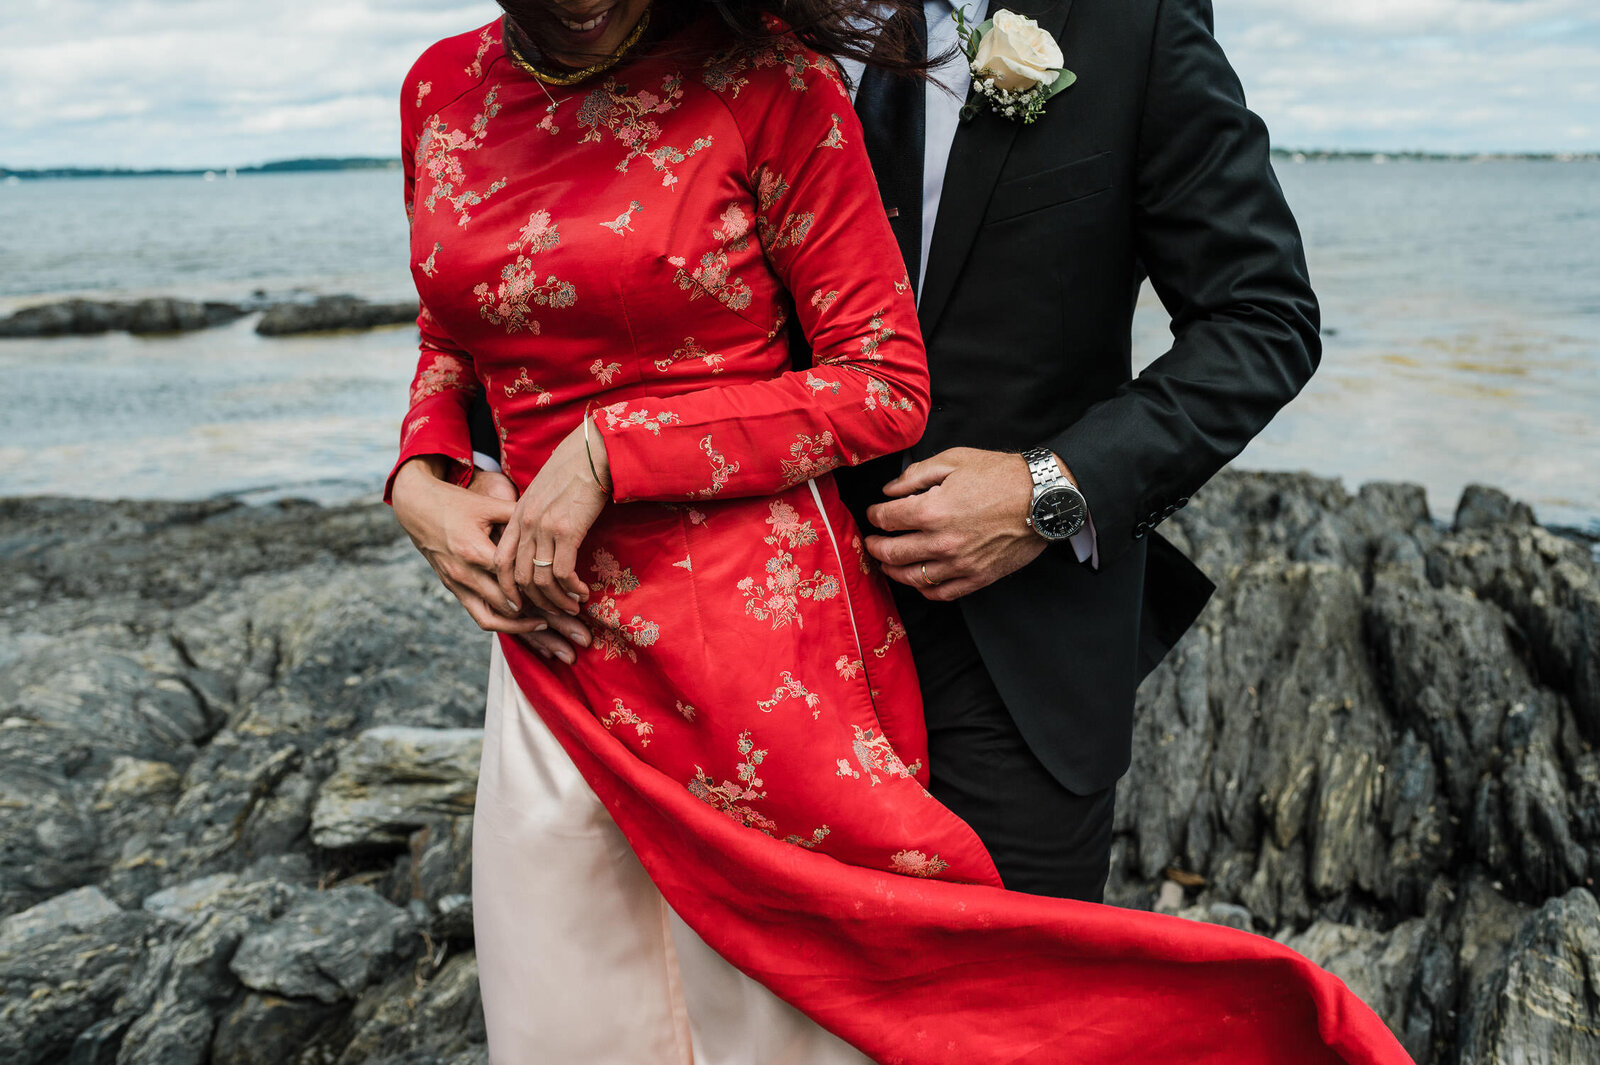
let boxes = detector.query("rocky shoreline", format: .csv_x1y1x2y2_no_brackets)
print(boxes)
0,294,419,338
1,470,1596,1064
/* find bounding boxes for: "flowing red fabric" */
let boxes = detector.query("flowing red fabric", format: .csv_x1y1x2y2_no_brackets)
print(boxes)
389,17,1412,1063
499,631,1411,1065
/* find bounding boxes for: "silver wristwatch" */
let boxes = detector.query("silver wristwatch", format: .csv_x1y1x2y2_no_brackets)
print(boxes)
1022,448,1088,542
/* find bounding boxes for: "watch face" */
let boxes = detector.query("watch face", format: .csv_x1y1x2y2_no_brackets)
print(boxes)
1032,486,1086,540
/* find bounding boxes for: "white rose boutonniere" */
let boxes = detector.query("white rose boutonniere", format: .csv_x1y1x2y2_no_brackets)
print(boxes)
955,6,1076,123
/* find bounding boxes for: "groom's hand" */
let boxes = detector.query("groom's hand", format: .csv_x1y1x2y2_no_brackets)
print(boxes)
863,447,1048,601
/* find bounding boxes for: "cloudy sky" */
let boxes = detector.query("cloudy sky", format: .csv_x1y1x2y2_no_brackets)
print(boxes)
2,0,1596,169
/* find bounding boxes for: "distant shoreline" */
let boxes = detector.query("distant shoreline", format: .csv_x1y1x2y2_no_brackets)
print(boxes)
0,157,401,181
3,150,1598,181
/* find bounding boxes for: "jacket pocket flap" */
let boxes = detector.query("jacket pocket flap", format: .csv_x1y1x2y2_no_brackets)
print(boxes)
984,151,1113,224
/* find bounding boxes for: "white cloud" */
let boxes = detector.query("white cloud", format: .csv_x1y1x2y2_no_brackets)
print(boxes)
0,0,497,168
1217,0,1600,152
0,0,1595,167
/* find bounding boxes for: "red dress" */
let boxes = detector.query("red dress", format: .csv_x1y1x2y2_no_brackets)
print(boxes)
389,17,1410,1065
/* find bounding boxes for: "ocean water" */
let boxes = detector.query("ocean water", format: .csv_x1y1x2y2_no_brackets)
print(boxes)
1,162,1596,531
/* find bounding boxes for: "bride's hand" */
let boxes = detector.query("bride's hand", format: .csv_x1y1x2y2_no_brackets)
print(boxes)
494,417,611,618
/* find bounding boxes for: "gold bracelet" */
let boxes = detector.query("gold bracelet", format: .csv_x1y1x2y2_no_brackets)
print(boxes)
583,413,611,495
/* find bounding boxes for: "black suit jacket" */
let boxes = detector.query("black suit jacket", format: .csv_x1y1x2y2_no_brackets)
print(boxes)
840,0,1318,793
471,0,1319,795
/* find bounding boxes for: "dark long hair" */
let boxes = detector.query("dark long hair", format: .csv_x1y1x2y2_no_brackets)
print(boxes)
496,0,951,85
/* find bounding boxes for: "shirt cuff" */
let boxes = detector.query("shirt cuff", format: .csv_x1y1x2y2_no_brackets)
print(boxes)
1069,508,1099,569
472,450,502,474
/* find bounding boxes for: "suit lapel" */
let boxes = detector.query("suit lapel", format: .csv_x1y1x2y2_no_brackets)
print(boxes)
918,0,1075,339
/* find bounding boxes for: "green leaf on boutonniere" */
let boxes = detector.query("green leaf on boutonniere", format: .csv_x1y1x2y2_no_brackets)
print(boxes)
1043,68,1077,100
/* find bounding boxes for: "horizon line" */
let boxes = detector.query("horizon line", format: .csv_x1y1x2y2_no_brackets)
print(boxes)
4,148,1600,177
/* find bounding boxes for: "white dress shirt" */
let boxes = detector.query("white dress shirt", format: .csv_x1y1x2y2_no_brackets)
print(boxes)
481,0,1099,565
836,0,1098,566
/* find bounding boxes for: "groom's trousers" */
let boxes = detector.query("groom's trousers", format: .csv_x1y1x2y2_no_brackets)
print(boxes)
894,588,1117,903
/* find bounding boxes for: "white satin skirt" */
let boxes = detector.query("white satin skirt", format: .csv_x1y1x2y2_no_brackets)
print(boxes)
472,636,877,1065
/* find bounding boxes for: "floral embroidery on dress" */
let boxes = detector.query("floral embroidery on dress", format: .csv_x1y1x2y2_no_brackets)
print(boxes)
835,655,863,680
779,431,841,485
589,359,623,384
676,700,697,721
758,211,814,253
737,501,840,628
687,730,830,849
577,75,713,187
415,81,433,108
841,724,923,785
693,434,741,498
401,415,431,449
871,616,907,658
417,241,442,278
889,849,950,878
855,309,895,360
475,210,577,334
668,251,753,314
689,730,774,831
701,35,841,97
502,367,554,406
654,336,726,374
600,403,681,435
667,202,758,315
465,25,494,78
755,168,789,212
810,288,839,313
600,200,643,235
417,86,508,227
864,375,915,414
601,698,654,746
411,353,474,405
585,548,662,661
757,671,822,719
850,533,873,575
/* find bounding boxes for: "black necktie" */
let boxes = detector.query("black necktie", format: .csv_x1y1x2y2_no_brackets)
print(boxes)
855,3,928,298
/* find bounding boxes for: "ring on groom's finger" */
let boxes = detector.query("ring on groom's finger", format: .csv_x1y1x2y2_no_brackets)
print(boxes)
531,557,555,567
920,563,942,587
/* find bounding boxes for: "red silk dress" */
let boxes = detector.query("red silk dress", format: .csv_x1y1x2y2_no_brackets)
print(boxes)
389,18,1411,1065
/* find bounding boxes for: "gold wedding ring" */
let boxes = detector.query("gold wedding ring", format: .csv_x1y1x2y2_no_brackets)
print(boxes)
531,558,555,567
920,563,941,587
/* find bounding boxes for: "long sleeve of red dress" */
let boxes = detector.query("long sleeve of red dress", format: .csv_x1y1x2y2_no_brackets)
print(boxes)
590,57,930,502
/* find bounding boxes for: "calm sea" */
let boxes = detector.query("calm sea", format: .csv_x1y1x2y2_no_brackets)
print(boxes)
1,162,1596,532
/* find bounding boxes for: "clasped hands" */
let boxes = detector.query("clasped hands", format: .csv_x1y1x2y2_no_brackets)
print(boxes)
393,442,1049,661
390,418,611,664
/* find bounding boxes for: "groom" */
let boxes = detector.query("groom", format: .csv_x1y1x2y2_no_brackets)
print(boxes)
394,0,1318,903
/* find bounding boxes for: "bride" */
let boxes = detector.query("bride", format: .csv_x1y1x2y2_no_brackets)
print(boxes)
386,0,1410,1062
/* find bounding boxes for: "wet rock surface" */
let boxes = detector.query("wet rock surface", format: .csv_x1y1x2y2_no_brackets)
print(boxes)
0,471,1595,1063
0,297,249,337
0,294,417,338
253,296,419,336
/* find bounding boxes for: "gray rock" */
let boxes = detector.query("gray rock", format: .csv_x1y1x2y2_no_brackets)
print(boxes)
1460,888,1600,1064
311,729,482,850
2,471,1596,1063
0,298,244,338
230,883,418,1004
337,952,486,1065
210,991,346,1065
255,296,418,336
0,887,160,1065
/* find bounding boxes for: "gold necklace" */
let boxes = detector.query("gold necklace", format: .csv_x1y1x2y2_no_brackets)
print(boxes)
502,9,652,87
